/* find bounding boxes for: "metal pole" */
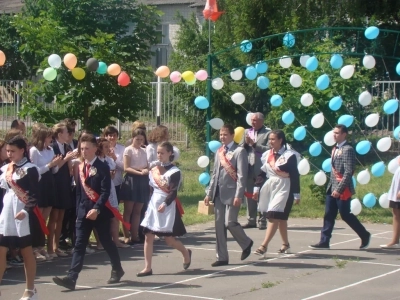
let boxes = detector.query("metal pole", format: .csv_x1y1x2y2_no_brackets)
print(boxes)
16,82,20,114
156,76,161,126
206,54,213,174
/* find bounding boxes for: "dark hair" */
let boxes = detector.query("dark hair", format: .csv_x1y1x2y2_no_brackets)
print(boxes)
64,118,77,128
31,126,53,151
158,141,174,162
269,129,287,149
221,124,235,135
103,125,119,137
335,124,348,134
7,135,29,158
131,128,147,139
96,137,109,156
0,139,6,164
76,130,93,158
79,133,97,145
148,125,168,143
11,119,24,129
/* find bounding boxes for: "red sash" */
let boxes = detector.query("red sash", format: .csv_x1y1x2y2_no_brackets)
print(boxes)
218,147,253,198
79,163,130,230
6,164,49,235
266,150,290,178
331,147,353,200
151,167,184,216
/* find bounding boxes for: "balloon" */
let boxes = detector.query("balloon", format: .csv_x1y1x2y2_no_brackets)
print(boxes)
186,78,197,85
329,96,342,111
300,55,310,67
322,158,332,172
324,130,335,146
365,26,380,40
194,96,209,109
316,74,330,90
96,62,107,74
290,74,302,88
357,169,371,185
363,193,376,208
240,40,252,53
388,157,400,174
48,54,62,69
309,142,322,157
397,62,400,76
270,94,283,107
256,61,268,74
283,33,295,48
282,110,295,125
197,156,210,168
351,199,362,215
306,56,318,71
279,56,292,68
298,158,310,175
170,71,182,83
311,112,324,128
340,65,355,79
257,76,270,89
359,91,372,106
314,171,327,186
364,113,379,127
234,127,245,143
155,65,170,78
246,113,253,126
394,126,400,140
208,140,222,153
356,140,371,155
379,193,390,209
195,70,208,81
294,126,306,141
117,71,130,87
63,53,77,70
338,114,354,127
383,99,399,114
371,161,385,177
377,137,391,152
43,67,57,81
230,69,243,81
212,78,224,90
300,93,313,107
107,63,121,76
86,58,99,72
245,66,257,80
330,54,343,69
181,71,195,82
231,92,245,105
209,118,224,130
353,176,357,189
363,55,376,69
72,67,86,80
199,172,211,185
0,50,5,66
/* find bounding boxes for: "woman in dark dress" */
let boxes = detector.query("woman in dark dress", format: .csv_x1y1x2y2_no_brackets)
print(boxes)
0,140,7,214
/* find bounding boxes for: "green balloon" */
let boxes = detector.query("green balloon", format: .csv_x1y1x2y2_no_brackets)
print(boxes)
97,62,107,74
43,67,57,81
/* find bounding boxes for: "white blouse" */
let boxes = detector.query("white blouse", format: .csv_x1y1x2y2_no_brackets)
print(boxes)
29,146,59,174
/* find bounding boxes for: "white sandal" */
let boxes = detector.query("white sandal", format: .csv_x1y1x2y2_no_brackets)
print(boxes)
20,287,37,300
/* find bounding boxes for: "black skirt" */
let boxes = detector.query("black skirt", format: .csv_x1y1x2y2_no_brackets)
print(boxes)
389,201,400,209
53,164,73,210
37,171,56,208
143,206,187,237
266,196,295,221
120,173,150,203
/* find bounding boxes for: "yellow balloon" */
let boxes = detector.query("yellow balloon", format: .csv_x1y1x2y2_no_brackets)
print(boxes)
63,53,77,70
234,127,245,143
72,67,86,80
107,63,121,76
0,50,6,66
155,65,170,78
181,71,195,82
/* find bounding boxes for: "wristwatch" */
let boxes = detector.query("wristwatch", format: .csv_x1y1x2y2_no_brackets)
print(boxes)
96,209,101,215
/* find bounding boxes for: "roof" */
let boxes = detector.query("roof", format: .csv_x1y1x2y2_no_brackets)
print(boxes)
0,0,24,14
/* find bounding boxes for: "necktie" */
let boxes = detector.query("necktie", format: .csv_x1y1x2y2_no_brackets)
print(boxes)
224,146,229,154
334,145,340,156
85,163,91,178
274,152,280,160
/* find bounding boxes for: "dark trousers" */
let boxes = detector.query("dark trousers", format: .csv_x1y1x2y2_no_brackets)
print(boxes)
321,194,369,245
68,216,122,281
60,186,77,245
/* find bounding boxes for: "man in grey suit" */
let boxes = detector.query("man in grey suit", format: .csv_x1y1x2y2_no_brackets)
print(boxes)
204,124,253,267
240,112,270,229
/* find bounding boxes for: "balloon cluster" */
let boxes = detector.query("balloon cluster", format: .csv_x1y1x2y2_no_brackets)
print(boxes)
155,65,208,86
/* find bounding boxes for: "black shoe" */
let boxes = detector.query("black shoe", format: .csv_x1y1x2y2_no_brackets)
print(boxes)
360,232,371,250
259,224,267,230
136,269,153,277
242,223,257,229
59,240,73,250
241,240,253,260
107,269,125,284
53,276,76,291
211,260,229,267
309,243,330,250
183,249,192,270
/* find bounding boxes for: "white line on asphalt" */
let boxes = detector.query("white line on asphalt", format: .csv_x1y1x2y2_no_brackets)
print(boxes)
146,290,223,300
288,230,391,239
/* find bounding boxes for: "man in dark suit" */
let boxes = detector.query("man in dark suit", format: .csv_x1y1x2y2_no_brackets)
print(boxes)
53,134,124,290
310,124,371,250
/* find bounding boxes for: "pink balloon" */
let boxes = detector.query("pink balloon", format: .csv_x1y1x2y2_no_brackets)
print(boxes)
170,71,181,83
195,70,208,81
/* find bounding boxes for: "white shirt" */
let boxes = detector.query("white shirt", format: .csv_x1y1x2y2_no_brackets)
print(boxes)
334,140,347,156
225,141,234,151
56,140,65,155
112,143,125,186
85,156,97,166
29,146,59,174
146,142,158,164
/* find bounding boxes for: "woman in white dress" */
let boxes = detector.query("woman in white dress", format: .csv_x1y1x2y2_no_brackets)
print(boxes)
138,142,191,277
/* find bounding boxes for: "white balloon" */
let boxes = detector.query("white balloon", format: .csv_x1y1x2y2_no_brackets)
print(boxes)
300,93,313,107
365,113,379,127
290,74,302,88
358,91,372,106
279,56,292,68
300,55,310,67
231,92,245,104
197,155,210,168
376,137,392,152
173,146,180,161
212,78,224,90
350,199,362,215
246,113,253,126
357,169,371,185
209,118,224,130
340,65,355,79
388,157,400,174
314,171,327,186
363,55,376,69
311,112,324,128
48,54,62,68
298,158,310,175
324,130,336,146
230,69,243,81
379,193,390,209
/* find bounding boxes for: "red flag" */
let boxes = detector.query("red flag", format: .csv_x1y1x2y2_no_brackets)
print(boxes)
203,0,223,22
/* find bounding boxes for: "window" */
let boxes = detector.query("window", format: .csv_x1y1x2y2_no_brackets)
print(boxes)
155,24,169,45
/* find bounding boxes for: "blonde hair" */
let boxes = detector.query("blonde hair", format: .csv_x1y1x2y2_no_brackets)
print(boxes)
52,122,67,140
131,121,146,132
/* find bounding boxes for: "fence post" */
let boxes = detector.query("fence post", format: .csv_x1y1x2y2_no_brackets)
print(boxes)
16,82,20,114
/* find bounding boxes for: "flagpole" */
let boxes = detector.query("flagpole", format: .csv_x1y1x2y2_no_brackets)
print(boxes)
206,17,212,174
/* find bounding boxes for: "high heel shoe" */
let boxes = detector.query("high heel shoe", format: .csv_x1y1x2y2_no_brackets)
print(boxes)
254,245,267,258
183,249,192,270
278,244,290,254
20,287,37,300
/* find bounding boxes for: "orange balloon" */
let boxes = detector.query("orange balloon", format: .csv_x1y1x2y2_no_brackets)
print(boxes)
107,63,121,76
0,50,6,66
64,53,77,70
155,65,170,78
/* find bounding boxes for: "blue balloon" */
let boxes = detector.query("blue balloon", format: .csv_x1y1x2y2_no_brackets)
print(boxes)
256,61,268,74
393,125,400,140
322,158,332,172
270,94,283,107
245,66,257,80
365,26,380,40
330,54,343,69
194,96,209,109
309,142,322,157
352,176,357,188
240,40,252,53
294,126,306,141
306,56,318,71
396,62,400,76
356,140,371,155
383,99,399,114
338,114,354,127
283,33,295,48
257,76,270,89
97,62,107,74
282,110,295,125
371,161,385,177
208,140,222,153
316,74,330,90
199,172,211,185
363,193,376,208
329,96,343,111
